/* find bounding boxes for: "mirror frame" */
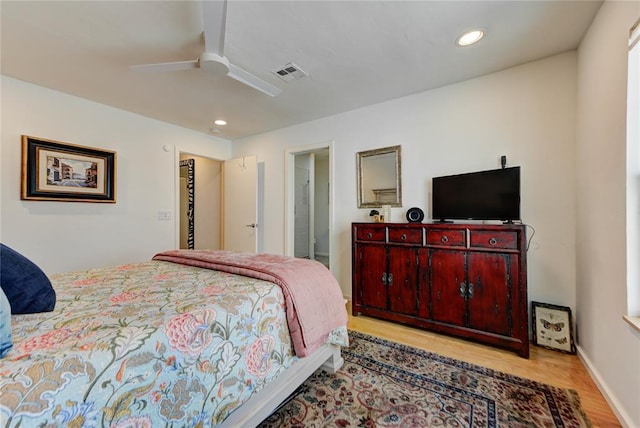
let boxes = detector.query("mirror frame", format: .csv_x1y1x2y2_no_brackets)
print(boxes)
356,145,402,208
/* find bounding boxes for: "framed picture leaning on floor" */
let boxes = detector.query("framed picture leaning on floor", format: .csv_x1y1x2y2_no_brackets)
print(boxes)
531,301,576,354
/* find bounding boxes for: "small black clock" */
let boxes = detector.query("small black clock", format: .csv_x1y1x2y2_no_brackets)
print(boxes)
406,207,424,223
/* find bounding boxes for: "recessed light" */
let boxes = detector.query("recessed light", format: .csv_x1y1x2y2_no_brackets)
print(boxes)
456,30,484,47
214,119,227,126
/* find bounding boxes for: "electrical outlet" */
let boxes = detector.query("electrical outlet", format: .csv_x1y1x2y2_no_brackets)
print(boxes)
158,210,173,220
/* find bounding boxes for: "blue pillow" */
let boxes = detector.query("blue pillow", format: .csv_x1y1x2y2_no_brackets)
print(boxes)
0,244,56,314
0,287,12,357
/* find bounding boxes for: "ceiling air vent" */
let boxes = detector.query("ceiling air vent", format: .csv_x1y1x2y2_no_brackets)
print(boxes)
273,62,308,82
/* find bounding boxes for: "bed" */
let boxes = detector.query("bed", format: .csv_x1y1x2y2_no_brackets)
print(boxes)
0,249,348,427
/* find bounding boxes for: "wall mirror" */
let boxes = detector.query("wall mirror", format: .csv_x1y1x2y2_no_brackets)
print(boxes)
357,145,402,208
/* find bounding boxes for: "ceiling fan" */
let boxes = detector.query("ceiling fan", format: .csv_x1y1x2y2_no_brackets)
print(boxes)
130,0,281,97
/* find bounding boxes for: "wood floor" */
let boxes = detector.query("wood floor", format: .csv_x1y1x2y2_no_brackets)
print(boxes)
347,308,620,427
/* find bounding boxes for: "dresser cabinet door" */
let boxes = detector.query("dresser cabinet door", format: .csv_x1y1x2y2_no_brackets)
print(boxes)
417,249,431,319
387,246,419,316
358,244,388,310
466,252,513,336
429,249,466,326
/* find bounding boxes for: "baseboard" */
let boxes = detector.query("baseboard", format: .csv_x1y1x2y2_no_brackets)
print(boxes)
315,252,329,257
576,345,633,427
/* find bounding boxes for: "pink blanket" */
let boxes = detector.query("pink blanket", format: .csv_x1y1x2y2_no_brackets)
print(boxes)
152,250,348,357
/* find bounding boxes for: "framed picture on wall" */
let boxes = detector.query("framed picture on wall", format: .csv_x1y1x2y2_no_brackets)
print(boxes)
21,135,116,203
531,301,576,354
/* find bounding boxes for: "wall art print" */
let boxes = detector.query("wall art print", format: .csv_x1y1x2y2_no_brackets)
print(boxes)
21,135,116,203
531,301,576,354
180,158,195,250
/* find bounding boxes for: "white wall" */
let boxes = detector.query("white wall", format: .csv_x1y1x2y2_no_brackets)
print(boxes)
575,1,640,426
628,18,640,318
0,76,231,274
232,52,578,319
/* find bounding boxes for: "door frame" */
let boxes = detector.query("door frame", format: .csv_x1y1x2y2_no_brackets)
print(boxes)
285,141,335,272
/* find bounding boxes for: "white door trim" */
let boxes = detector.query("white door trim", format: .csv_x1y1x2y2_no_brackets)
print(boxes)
173,146,181,249
285,141,334,273
308,153,315,260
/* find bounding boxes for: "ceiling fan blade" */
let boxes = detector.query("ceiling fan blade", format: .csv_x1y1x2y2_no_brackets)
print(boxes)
202,0,226,54
228,64,282,97
129,60,198,72
130,1,281,97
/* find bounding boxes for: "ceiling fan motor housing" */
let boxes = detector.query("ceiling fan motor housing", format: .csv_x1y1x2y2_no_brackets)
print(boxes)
199,52,230,75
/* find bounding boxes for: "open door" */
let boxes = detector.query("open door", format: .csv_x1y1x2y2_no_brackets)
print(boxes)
223,156,258,252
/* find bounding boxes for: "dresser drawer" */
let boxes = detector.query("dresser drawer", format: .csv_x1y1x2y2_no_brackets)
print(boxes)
469,231,518,250
388,228,422,244
356,226,386,242
426,229,466,247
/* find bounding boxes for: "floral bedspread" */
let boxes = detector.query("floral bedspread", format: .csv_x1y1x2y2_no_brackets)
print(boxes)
153,250,349,357
0,260,348,427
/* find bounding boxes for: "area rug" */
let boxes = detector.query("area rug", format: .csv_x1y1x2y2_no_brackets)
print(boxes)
259,331,591,427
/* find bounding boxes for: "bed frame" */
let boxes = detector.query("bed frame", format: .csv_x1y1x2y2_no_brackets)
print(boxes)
220,343,344,427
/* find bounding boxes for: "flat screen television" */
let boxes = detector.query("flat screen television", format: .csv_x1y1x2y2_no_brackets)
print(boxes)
431,166,520,222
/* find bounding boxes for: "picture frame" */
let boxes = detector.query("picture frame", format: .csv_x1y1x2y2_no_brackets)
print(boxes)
21,135,116,203
531,301,576,354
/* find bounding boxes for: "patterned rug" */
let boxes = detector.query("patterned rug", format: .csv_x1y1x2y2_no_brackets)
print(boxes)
259,331,591,427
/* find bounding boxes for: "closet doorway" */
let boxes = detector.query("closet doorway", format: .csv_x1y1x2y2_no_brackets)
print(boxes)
285,142,334,271
178,153,223,250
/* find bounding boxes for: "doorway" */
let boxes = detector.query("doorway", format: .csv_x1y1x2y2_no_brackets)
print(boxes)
294,153,314,259
175,150,261,253
285,142,334,271
178,152,223,250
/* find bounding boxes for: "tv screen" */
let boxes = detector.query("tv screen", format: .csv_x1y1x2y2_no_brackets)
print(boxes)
432,166,520,222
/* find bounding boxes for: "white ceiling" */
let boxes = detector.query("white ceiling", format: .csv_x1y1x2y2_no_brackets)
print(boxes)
1,1,602,140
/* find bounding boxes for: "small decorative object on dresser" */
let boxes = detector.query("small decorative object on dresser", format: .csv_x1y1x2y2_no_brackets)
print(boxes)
369,209,382,223
531,301,576,354
380,205,391,222
405,207,424,223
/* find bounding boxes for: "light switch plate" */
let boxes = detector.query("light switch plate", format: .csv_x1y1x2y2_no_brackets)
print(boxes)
158,210,173,220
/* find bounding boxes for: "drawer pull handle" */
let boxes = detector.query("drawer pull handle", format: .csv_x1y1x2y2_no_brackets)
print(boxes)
441,236,449,243
367,232,373,239
401,234,407,241
381,272,387,285
489,238,497,246
459,282,466,297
